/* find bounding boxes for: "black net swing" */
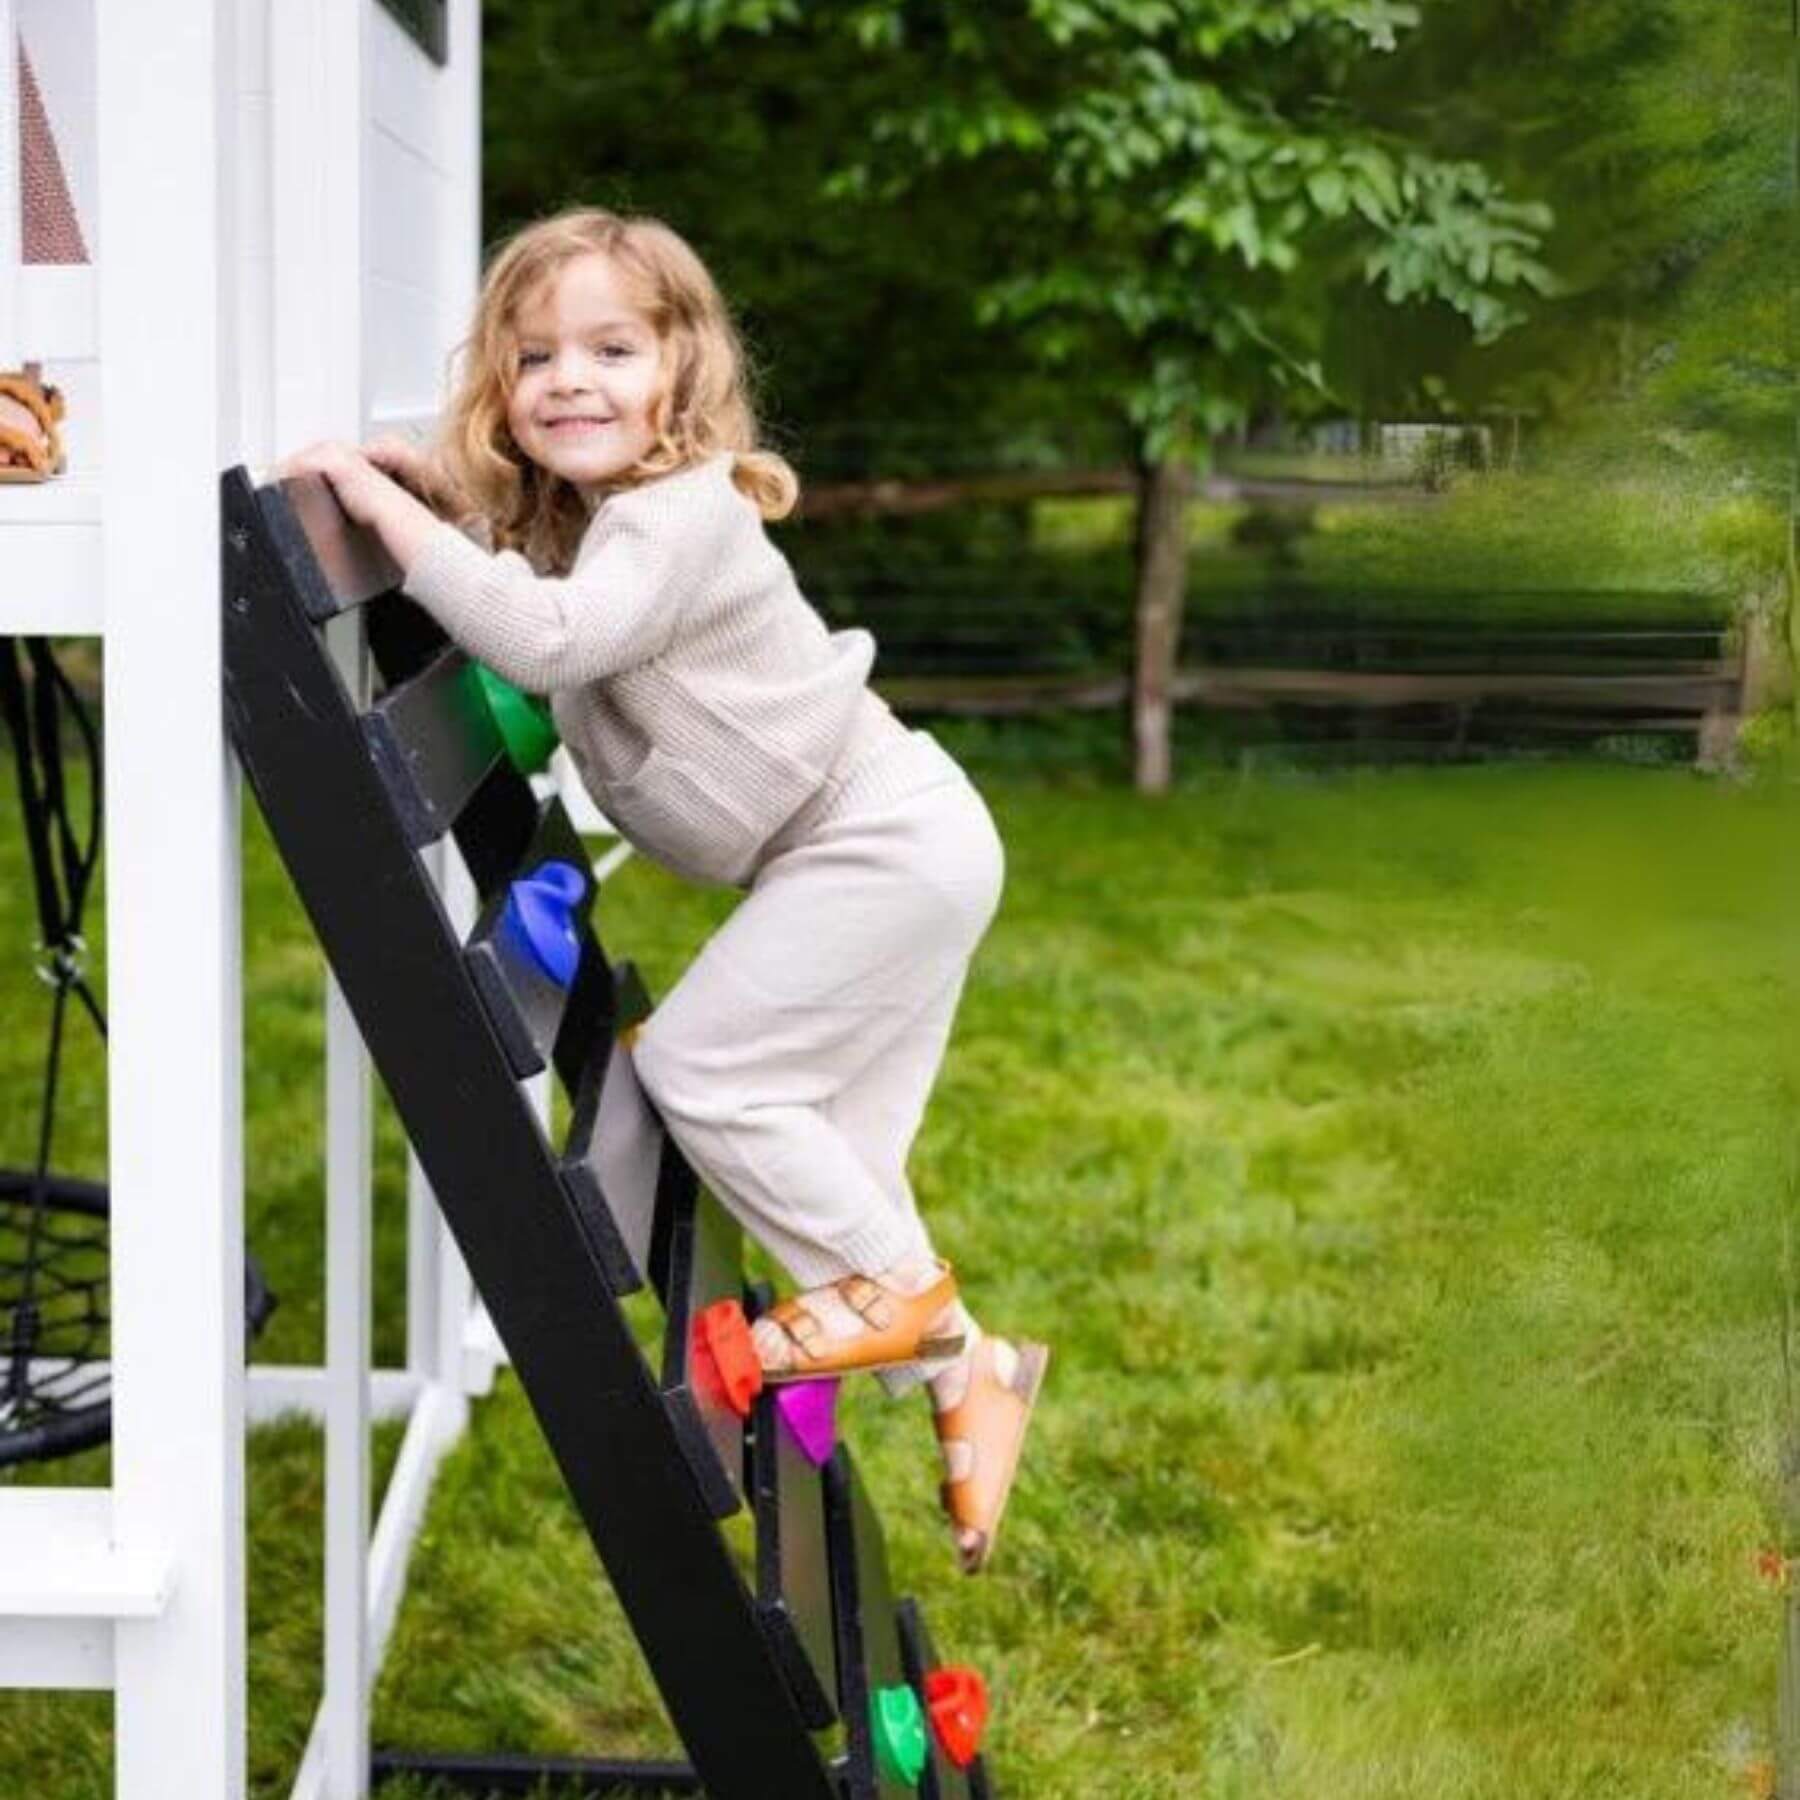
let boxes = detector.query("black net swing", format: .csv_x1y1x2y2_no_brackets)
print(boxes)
0,638,275,1469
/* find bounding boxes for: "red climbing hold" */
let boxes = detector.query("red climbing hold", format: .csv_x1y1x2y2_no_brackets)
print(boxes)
696,1299,763,1418
924,1665,989,1768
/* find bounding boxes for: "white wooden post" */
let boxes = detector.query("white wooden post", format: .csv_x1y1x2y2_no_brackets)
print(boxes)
271,4,372,1794
98,6,244,1800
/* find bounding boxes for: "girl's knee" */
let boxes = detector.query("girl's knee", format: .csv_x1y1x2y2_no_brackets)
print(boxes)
628,1014,684,1108
631,1016,725,1127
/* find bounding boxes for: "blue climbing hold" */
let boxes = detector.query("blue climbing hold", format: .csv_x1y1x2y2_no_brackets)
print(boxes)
504,860,585,988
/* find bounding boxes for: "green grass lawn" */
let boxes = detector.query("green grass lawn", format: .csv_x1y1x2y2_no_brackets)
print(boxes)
1,749,1794,1797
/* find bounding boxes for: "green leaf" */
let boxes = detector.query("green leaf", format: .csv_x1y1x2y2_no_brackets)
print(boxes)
1305,168,1349,216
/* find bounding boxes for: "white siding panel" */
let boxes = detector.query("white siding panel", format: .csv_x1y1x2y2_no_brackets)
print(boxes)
236,86,274,463
370,2,451,174
238,252,274,468
18,267,95,359
366,272,445,426
237,0,269,97
237,94,273,267
368,124,443,291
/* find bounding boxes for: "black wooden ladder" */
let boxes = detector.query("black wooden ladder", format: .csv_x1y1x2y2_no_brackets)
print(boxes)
220,467,991,1800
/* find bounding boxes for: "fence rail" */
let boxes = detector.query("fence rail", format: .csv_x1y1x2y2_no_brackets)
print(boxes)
879,619,1744,755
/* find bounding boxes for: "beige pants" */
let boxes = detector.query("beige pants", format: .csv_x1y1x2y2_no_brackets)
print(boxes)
632,731,1004,1305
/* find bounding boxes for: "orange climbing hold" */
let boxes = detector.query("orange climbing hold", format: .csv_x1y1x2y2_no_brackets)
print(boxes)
697,1299,763,1418
924,1665,989,1768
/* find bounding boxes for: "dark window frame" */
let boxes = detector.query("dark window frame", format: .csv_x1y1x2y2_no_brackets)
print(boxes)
375,0,448,65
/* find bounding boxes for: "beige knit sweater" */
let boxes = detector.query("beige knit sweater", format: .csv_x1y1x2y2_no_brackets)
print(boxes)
401,453,910,887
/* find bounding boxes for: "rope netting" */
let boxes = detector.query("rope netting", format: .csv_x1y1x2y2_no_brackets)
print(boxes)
0,1172,110,1466
0,637,111,1467
0,641,276,1469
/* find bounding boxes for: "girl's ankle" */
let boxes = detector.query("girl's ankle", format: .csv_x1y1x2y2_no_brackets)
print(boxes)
874,1253,946,1296
927,1316,984,1412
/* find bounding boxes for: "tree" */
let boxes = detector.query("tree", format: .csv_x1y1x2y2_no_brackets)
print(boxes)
1341,0,1788,490
484,0,1072,474
656,0,1554,788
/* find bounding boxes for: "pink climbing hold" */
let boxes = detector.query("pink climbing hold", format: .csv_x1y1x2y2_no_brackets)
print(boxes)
774,1378,839,1467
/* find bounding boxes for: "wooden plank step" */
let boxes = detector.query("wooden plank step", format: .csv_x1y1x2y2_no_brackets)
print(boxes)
658,1180,748,1519
746,1371,838,1729
825,1450,915,1800
897,1599,991,1800
463,798,599,1080
362,647,504,849
559,969,661,1297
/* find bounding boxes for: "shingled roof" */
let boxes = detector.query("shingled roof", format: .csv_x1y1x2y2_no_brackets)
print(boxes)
18,36,88,264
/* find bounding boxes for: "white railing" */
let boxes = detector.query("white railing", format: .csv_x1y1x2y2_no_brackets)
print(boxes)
0,8,505,1800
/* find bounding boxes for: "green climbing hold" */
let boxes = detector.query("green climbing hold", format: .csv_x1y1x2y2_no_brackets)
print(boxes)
473,664,559,775
872,1682,928,1786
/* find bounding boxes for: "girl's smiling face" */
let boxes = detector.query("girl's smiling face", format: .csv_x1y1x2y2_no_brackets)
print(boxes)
506,252,664,498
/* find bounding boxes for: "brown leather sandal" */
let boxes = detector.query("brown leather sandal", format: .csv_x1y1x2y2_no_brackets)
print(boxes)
0,363,66,483
935,1337,1050,1575
757,1261,965,1383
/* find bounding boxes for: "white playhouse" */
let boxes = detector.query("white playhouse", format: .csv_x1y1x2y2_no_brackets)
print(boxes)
0,5,597,1796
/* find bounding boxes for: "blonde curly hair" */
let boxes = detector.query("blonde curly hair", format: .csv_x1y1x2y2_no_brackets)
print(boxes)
430,207,797,573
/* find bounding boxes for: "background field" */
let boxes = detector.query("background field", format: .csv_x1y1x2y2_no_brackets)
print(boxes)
2,746,1792,1796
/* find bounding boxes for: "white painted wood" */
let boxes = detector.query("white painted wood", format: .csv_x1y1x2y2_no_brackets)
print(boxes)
17,266,96,356
368,134,440,291
247,1364,420,1425
98,8,245,1794
272,2,375,1792
405,1137,442,1376
551,748,609,836
0,1616,113,1689
0,1493,170,1617
593,838,636,883
285,1378,466,1800
367,405,439,436
0,0,19,366
0,523,103,629
369,4,456,172
21,1360,418,1428
238,0,269,95
367,270,447,427
365,1378,464,1665
439,0,480,374
323,622,374,1800
462,1297,505,1392
270,2,366,439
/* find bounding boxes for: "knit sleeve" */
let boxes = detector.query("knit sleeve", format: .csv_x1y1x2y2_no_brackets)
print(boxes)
399,463,734,693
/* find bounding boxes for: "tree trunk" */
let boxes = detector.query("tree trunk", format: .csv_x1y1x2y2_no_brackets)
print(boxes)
1130,454,1193,793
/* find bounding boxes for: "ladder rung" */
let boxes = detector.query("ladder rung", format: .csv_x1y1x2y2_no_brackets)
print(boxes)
560,1009,661,1297
825,1450,911,1799
362,647,505,849
463,798,600,1080
659,1181,748,1519
897,1598,989,1799
260,473,403,620
453,763,542,900
748,1382,839,1728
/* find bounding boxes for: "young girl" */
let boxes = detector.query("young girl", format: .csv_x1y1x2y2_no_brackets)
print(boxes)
278,206,1046,1574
